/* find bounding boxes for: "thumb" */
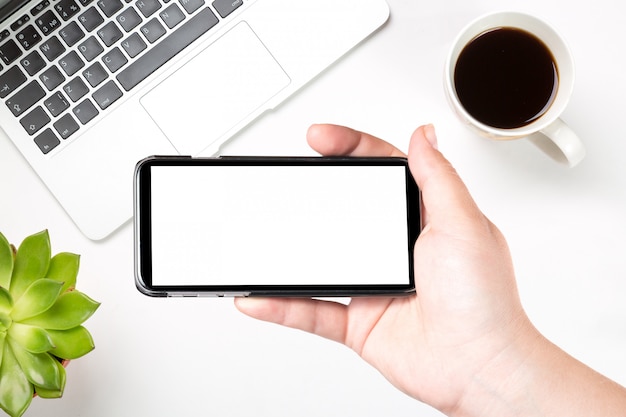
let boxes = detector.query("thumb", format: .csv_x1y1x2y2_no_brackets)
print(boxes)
408,125,484,230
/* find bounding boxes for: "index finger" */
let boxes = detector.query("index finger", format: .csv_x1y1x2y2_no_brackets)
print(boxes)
306,124,406,158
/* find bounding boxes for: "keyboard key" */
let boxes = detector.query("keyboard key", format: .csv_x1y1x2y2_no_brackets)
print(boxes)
102,47,127,72
44,91,70,116
97,21,123,46
20,50,46,75
16,25,42,50
211,0,240,17
82,61,108,87
0,30,10,43
0,66,27,98
55,0,81,20
35,10,61,36
180,0,203,14
59,21,85,46
10,15,30,32
140,18,165,43
92,79,122,109
136,0,161,17
0,39,23,65
117,8,218,91
78,7,105,32
117,7,142,32
6,80,46,116
31,0,51,16
77,36,104,61
40,66,66,90
120,33,146,57
58,50,84,75
63,76,89,101
73,98,99,124
34,128,60,153
20,106,50,135
39,36,66,61
97,0,123,17
160,4,185,29
53,113,80,139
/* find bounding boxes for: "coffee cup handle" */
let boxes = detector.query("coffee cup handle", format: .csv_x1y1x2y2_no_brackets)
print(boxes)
528,118,586,167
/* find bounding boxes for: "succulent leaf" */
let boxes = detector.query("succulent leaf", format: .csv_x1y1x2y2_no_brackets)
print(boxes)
46,252,80,293
8,323,55,354
48,326,95,359
0,312,11,334
11,278,64,322
20,290,100,330
0,332,5,367
0,344,34,417
9,340,62,390
0,286,12,314
33,359,66,399
10,231,51,301
0,232,13,290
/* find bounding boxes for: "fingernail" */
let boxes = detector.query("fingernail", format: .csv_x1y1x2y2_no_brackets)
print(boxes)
423,124,438,149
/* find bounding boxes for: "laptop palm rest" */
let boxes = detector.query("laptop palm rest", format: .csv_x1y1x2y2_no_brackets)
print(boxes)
140,21,291,156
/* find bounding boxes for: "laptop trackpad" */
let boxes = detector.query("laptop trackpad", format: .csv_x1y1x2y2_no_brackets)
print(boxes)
140,22,290,155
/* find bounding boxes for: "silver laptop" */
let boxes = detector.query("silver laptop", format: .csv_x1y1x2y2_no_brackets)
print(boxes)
0,0,389,240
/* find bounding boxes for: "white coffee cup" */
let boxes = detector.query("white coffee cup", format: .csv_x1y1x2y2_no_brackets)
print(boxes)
444,11,585,167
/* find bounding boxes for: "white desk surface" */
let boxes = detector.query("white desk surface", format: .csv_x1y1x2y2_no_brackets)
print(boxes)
2,0,626,416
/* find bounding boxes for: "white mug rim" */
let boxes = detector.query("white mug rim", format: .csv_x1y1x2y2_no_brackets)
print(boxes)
444,11,575,139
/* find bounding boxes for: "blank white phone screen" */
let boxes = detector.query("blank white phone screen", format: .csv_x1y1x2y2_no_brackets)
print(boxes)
150,165,410,286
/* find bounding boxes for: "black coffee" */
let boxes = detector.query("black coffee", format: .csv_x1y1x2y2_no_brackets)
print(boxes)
454,27,558,129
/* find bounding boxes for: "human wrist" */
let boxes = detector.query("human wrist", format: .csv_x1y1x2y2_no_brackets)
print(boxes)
448,321,547,417
448,320,626,417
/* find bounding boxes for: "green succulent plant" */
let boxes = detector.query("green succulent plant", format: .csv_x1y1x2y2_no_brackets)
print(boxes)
0,230,100,417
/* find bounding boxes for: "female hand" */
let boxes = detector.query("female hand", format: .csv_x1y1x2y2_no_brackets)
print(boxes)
235,124,626,416
236,124,533,413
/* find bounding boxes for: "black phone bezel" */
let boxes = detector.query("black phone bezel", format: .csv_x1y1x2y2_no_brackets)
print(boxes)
134,156,420,297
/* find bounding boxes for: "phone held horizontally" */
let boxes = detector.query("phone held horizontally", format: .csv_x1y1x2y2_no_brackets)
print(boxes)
134,156,421,297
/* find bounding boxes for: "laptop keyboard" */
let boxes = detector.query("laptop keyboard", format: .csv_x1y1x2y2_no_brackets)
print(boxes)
0,0,242,154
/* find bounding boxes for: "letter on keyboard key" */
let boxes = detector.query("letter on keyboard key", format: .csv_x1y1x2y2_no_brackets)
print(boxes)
179,0,204,15
98,21,123,46
97,0,123,18
120,33,146,58
136,0,161,18
78,7,105,32
160,4,185,29
59,21,85,47
63,76,89,101
39,37,66,61
140,18,166,44
117,8,142,32
102,47,127,72
40,66,66,91
20,50,47,76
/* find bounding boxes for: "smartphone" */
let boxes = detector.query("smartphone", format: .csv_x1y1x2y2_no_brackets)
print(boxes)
134,156,421,297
